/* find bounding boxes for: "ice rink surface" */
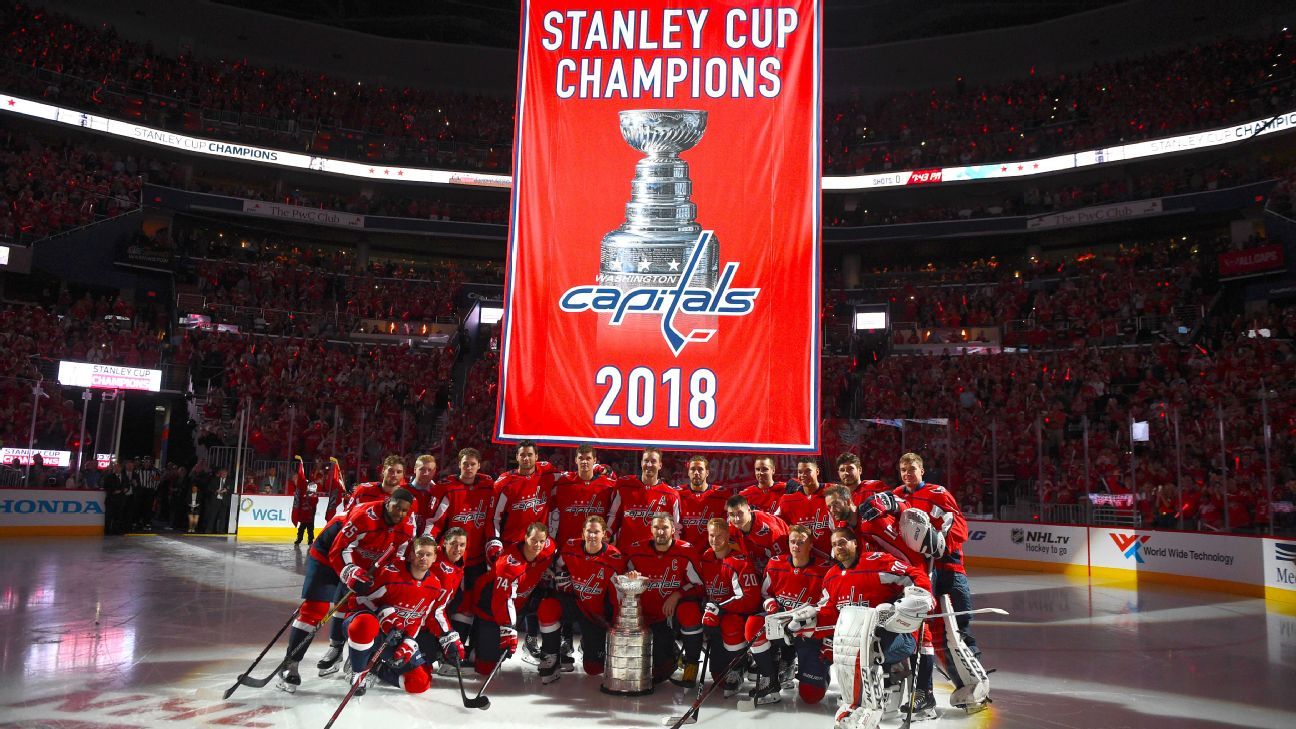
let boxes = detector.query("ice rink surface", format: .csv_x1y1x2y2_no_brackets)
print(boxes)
1,535,1294,729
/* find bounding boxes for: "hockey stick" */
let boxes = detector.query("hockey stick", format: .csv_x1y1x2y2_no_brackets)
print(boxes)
672,636,714,722
224,545,396,698
472,649,512,702
453,654,491,710
785,607,1010,640
323,630,400,729
903,555,936,729
662,635,751,728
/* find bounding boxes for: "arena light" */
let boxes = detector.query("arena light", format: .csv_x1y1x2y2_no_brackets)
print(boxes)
0,245,8,266
4,92,1293,194
854,311,888,331
480,305,505,325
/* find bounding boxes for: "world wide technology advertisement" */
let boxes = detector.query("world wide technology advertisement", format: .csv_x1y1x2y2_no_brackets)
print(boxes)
497,0,822,452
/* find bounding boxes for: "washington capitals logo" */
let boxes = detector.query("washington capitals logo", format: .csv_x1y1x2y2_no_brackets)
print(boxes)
1111,533,1151,563
559,232,760,355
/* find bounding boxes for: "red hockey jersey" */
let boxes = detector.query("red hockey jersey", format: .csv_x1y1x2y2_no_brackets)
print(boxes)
547,472,614,544
555,537,627,626
427,474,495,568
816,552,933,627
491,462,558,544
608,477,681,547
624,538,703,624
774,486,836,557
760,554,830,611
697,547,761,615
675,484,732,552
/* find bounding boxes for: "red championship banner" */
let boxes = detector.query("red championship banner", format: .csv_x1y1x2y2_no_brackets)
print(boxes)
497,0,821,453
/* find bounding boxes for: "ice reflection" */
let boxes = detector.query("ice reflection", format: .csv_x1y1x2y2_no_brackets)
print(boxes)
25,620,136,675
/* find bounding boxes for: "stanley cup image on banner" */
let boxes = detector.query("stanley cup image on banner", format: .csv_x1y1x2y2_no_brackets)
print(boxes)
498,1,822,453
600,109,719,290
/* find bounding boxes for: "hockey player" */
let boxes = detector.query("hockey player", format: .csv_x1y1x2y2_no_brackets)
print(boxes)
345,456,407,511
775,458,835,557
675,455,732,553
279,488,416,692
426,448,496,655
607,448,680,548
686,518,760,694
551,515,626,675
835,453,889,506
740,456,785,513
342,536,446,696
471,522,561,681
624,513,705,684
421,526,468,673
869,452,989,714
784,527,933,729
548,444,614,547
406,454,438,536
725,494,790,572
488,441,558,559
823,486,925,568
742,524,831,709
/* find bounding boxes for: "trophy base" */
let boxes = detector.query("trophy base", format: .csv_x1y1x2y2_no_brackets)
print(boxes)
600,684,656,696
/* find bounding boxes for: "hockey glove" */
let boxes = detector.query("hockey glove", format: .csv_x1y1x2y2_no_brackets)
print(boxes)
486,539,504,562
392,637,422,670
340,564,373,594
499,626,519,654
819,637,834,664
439,631,465,663
868,492,901,516
702,602,721,628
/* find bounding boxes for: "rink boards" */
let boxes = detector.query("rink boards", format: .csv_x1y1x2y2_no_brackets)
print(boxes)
964,519,1296,604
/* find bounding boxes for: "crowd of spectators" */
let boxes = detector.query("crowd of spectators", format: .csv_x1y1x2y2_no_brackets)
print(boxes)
824,158,1272,227
823,29,1294,173
0,130,168,242
3,4,1291,175
2,3,513,172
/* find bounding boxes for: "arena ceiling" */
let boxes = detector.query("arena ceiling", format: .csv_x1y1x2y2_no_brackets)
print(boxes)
213,0,1125,48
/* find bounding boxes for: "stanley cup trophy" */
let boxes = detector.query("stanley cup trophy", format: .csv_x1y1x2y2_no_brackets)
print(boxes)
600,109,719,290
601,573,654,696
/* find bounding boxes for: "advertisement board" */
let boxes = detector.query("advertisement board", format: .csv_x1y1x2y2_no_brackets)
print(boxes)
962,520,1089,574
0,489,106,536
235,494,329,539
496,0,822,452
1088,527,1262,595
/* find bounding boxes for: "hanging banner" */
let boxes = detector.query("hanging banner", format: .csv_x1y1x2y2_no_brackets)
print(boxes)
497,0,822,452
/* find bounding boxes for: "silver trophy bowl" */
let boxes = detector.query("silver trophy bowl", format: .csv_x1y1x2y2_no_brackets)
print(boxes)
600,109,719,290
601,573,654,696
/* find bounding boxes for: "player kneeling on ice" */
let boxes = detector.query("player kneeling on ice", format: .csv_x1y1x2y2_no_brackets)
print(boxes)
775,527,933,729
343,536,452,696
740,524,831,710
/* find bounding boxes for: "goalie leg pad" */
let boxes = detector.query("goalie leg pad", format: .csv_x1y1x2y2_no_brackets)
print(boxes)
938,594,990,707
832,606,885,720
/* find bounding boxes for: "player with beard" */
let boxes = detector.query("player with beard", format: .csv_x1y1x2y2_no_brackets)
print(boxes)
725,494,789,573
823,485,924,567
675,455,732,555
775,457,836,557
551,515,627,675
279,489,416,691
740,456,786,513
742,524,831,709
624,513,705,684
345,456,408,511
607,448,680,548
786,528,932,729
836,453,889,506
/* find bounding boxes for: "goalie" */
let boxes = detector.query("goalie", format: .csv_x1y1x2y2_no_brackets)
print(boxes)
775,527,933,729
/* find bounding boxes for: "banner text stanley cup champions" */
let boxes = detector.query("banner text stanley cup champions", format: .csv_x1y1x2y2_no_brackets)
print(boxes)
497,0,822,453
